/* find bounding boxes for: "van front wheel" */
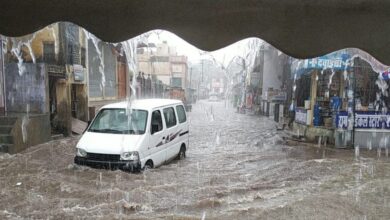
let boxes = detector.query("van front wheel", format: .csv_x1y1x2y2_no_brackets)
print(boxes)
144,160,154,170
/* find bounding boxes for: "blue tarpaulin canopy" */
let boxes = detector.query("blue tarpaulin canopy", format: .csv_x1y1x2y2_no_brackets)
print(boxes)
291,50,351,79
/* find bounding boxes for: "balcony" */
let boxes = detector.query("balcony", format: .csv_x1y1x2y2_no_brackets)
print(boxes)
46,64,66,79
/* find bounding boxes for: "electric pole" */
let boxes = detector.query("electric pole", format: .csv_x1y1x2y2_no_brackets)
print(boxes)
189,67,192,102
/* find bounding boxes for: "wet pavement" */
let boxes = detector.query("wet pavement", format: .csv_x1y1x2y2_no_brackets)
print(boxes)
1,100,390,219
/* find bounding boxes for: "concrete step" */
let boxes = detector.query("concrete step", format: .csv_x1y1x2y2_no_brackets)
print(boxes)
0,125,13,134
51,134,64,140
0,117,18,126
0,144,12,153
0,134,13,144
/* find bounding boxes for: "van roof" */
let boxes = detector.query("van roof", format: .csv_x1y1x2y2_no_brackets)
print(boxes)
101,99,183,110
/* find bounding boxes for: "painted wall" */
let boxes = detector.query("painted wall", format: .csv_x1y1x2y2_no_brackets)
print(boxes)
5,63,48,114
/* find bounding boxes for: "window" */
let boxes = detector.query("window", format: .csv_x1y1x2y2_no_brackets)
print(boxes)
176,105,187,123
81,47,86,67
43,41,55,63
67,44,81,65
163,107,177,128
151,110,163,134
171,77,182,87
89,109,148,134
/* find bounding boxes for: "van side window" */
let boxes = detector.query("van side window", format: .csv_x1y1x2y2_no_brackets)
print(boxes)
163,107,177,128
151,110,163,134
176,105,187,123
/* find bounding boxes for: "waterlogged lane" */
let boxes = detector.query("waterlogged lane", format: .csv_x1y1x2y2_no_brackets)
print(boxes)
1,101,390,219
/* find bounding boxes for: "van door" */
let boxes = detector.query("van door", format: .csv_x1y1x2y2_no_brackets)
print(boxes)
169,104,188,158
175,104,189,147
162,106,181,161
148,109,167,167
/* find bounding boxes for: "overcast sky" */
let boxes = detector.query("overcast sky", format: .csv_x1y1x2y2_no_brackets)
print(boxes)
145,30,261,66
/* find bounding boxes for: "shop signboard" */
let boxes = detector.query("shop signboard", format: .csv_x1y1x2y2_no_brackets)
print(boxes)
292,51,351,78
336,111,390,129
336,111,348,129
303,53,350,70
73,64,85,82
295,107,307,125
354,111,390,129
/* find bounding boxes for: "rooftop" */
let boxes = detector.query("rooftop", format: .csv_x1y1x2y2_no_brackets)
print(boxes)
101,99,183,110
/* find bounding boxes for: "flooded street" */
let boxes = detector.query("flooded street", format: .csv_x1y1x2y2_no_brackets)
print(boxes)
1,100,390,219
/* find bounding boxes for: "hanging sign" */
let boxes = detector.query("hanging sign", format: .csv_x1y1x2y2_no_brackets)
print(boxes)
295,107,307,125
73,64,85,82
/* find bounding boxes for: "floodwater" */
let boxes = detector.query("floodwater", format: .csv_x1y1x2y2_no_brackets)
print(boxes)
1,101,390,219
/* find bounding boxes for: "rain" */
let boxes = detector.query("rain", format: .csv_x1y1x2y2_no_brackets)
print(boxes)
0,22,390,219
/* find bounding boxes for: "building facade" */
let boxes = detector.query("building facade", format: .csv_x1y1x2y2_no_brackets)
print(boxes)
0,22,89,153
137,41,188,98
87,40,129,118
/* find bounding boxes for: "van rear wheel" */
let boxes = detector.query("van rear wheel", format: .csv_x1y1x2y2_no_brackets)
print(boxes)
177,145,186,160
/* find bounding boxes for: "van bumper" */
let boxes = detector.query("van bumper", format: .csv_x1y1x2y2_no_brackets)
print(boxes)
74,156,141,172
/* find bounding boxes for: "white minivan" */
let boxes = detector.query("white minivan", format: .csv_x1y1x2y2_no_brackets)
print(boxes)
74,99,189,172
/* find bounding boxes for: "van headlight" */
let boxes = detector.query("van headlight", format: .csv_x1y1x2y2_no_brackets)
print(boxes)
121,151,139,161
76,148,87,157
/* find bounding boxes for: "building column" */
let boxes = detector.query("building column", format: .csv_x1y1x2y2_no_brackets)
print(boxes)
309,70,318,126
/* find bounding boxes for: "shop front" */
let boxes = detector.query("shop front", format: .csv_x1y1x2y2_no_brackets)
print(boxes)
292,50,390,148
291,51,351,144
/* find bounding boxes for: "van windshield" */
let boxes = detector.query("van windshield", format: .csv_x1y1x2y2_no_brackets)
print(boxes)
88,108,148,134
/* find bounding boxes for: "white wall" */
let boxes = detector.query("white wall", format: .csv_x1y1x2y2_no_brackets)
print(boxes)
262,47,283,100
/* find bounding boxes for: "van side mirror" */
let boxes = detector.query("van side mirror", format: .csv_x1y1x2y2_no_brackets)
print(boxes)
151,124,159,134
83,121,92,133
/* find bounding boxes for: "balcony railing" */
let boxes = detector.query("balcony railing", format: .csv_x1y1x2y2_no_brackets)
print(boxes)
46,64,66,78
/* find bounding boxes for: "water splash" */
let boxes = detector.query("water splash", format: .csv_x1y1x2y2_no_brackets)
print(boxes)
201,211,206,220
9,33,37,76
317,136,322,148
377,147,382,158
355,145,360,160
21,104,30,143
215,131,221,146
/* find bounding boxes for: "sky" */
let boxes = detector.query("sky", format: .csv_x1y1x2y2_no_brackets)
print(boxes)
145,30,261,66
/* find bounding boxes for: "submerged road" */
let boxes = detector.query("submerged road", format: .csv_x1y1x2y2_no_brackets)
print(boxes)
1,100,390,219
